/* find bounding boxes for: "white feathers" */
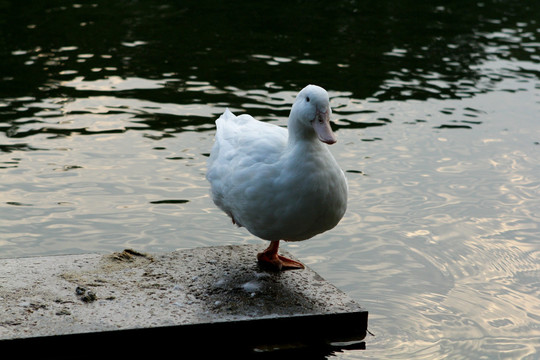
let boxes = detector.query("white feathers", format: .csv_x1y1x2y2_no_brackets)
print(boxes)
206,85,348,242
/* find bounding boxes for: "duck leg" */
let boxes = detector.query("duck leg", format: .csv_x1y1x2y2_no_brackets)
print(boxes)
257,240,305,271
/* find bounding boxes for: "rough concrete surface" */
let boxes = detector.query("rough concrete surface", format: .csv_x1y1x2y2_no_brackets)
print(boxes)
0,244,367,353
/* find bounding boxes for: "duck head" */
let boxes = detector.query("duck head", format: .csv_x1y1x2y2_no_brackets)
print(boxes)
289,85,336,144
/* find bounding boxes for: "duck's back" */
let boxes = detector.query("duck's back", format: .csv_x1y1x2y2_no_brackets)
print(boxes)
208,109,287,166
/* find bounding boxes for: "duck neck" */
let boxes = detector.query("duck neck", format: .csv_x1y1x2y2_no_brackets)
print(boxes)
287,112,319,147
287,122,327,157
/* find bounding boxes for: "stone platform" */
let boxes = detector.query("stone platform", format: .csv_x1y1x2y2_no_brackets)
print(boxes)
0,245,367,356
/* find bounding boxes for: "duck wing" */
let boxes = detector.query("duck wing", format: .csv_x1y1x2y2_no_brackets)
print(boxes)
206,109,287,224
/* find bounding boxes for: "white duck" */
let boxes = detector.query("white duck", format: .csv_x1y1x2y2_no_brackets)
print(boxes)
206,85,348,271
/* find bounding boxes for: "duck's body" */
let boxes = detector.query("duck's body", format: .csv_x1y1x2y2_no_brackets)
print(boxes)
206,85,347,270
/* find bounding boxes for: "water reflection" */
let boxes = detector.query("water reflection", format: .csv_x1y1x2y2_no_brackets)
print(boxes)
62,76,174,91
1,0,539,359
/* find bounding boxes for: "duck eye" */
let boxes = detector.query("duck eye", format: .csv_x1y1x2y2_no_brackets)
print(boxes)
306,96,310,102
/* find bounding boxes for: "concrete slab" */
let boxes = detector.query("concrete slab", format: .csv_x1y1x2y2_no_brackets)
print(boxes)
0,245,367,356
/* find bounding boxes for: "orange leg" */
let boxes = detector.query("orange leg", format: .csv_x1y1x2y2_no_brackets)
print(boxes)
257,241,305,271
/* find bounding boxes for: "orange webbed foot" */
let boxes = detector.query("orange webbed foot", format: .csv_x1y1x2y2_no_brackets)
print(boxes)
257,241,305,271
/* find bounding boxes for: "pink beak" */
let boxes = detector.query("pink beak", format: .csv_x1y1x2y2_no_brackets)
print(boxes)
312,108,336,144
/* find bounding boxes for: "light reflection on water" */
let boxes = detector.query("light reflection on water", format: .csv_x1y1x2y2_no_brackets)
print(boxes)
1,0,540,358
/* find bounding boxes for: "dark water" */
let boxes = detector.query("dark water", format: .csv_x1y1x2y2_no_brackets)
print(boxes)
1,0,539,358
